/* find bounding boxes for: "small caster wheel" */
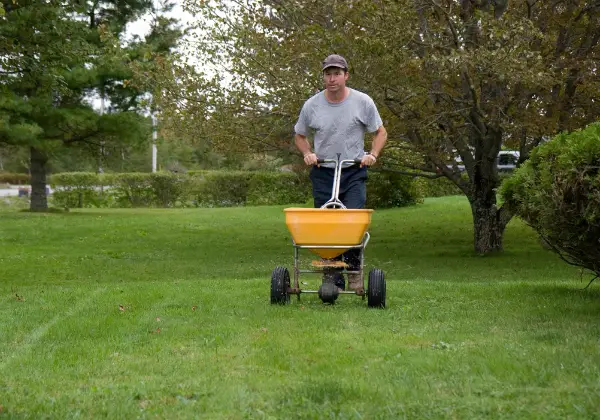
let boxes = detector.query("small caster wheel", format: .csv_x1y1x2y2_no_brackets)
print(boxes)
318,282,339,304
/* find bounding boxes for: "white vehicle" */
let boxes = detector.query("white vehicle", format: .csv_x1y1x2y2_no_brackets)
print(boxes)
497,150,520,172
446,150,520,173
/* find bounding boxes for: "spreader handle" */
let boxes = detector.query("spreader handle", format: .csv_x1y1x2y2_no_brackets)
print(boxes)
316,158,362,165
317,156,369,209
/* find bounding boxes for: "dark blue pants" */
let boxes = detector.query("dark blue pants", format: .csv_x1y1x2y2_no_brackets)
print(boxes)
310,164,367,273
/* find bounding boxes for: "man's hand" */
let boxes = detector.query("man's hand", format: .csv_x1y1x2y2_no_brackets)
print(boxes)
360,153,377,167
304,152,318,166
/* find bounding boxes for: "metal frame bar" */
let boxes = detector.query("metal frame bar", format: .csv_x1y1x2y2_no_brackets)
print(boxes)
291,232,370,297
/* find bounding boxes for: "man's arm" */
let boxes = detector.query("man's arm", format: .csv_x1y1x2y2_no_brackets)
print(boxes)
295,133,311,155
361,125,388,167
369,125,387,158
295,133,318,165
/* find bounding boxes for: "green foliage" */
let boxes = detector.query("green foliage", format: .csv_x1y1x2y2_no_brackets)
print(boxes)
49,172,107,208
148,171,191,207
105,173,154,208
47,170,426,209
366,172,423,208
501,122,600,276
0,172,30,184
193,171,251,207
186,170,209,177
414,177,463,198
246,172,311,206
49,171,191,208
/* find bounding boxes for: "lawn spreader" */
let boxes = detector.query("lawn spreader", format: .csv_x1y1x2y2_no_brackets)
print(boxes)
271,156,386,307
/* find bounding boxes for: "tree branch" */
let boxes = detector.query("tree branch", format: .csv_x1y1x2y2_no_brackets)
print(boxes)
370,167,444,179
583,275,599,290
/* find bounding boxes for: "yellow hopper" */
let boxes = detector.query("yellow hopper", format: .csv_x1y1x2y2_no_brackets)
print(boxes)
284,208,373,259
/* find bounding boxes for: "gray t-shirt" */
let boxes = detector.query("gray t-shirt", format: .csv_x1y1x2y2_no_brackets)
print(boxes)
294,88,383,167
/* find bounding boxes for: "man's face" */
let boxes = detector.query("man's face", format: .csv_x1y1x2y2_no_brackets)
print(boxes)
323,67,348,92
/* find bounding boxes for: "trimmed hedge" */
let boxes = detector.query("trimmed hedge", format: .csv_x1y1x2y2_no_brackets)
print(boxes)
0,172,30,185
50,172,108,208
47,169,425,209
49,172,191,208
247,172,312,206
106,173,155,208
193,171,250,207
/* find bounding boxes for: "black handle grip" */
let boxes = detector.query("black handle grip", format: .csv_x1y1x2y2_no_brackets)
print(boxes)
317,159,326,164
354,158,363,164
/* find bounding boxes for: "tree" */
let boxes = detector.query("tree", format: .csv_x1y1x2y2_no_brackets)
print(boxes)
0,0,181,210
174,0,599,254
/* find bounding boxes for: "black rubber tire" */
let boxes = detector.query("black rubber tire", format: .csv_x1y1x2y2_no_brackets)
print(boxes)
367,268,386,308
318,282,339,304
270,266,290,305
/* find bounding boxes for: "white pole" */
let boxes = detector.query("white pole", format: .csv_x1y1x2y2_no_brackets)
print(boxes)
99,92,105,174
152,113,158,172
152,0,159,173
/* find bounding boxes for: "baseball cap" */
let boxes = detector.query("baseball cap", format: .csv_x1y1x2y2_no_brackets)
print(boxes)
322,54,348,71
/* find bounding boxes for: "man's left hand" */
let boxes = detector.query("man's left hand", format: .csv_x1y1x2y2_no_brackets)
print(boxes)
360,153,377,167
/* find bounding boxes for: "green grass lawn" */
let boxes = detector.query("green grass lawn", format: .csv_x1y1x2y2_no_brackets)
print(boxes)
1,196,599,419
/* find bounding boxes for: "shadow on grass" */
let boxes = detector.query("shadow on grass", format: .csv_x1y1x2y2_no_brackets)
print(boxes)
520,283,600,325
276,380,354,413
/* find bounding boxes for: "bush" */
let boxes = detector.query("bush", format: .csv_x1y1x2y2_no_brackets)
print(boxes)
106,173,155,208
366,171,422,208
50,172,195,208
414,176,463,197
246,172,311,206
193,171,251,207
0,172,30,185
46,169,423,210
148,172,190,207
49,172,106,208
500,122,600,277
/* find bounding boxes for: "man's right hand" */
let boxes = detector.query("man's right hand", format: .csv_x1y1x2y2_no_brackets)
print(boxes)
303,152,318,166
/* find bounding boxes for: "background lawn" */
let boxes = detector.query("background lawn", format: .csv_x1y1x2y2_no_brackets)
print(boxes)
0,196,599,419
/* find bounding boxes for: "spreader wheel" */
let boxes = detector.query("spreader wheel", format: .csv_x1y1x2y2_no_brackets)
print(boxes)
271,266,290,305
318,282,339,304
367,268,386,308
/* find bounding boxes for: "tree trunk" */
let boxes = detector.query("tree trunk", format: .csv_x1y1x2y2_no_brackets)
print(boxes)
464,124,510,254
470,198,505,254
29,146,48,211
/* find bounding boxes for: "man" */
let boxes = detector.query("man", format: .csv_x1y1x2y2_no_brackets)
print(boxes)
294,54,387,291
